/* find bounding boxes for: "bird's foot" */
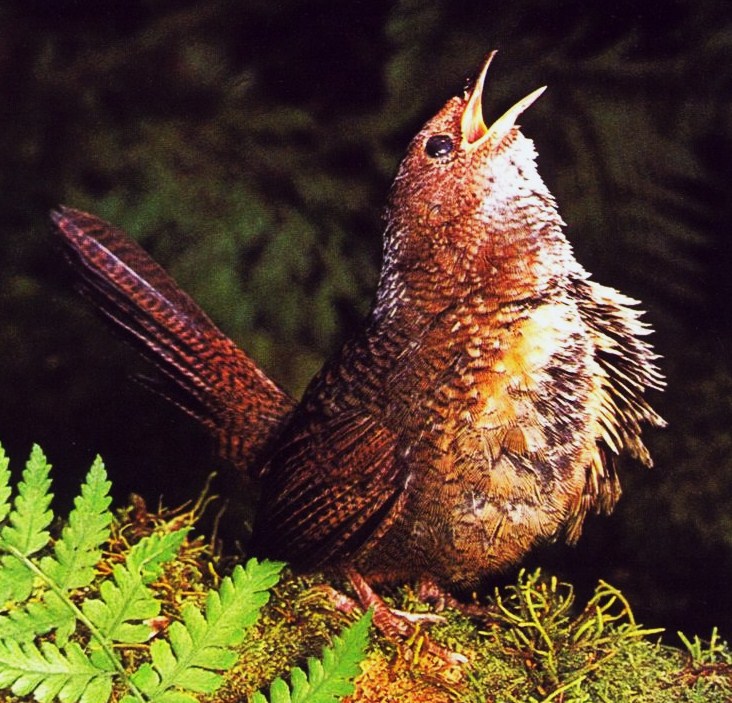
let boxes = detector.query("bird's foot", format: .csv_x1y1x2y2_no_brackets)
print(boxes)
342,569,468,665
416,577,487,619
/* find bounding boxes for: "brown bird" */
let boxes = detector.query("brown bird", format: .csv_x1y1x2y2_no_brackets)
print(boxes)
52,52,664,649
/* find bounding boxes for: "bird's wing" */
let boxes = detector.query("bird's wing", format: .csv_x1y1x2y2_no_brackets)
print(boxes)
565,276,665,539
252,406,409,568
577,278,665,460
250,308,471,569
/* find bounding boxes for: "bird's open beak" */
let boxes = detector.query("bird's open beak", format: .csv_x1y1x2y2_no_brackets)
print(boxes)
460,52,546,151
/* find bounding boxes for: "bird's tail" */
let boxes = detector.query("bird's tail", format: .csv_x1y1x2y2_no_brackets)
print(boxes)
51,206,295,476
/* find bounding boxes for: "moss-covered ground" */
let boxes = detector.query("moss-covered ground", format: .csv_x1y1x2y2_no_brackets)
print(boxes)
124,495,731,703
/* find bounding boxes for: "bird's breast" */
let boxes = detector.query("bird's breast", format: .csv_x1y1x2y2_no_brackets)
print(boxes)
362,294,600,586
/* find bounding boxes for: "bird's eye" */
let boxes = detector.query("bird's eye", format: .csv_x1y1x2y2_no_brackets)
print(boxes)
425,134,454,158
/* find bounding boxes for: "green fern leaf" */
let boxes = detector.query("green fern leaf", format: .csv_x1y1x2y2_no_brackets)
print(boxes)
130,558,284,700
0,556,33,606
0,638,112,703
0,592,74,643
268,677,293,703
0,457,113,644
0,444,54,602
0,444,53,555
128,526,190,584
40,455,113,590
201,558,284,644
0,444,12,523
251,610,372,703
82,528,189,644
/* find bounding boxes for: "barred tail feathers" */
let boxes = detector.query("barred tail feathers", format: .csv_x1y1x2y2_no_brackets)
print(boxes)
51,206,295,475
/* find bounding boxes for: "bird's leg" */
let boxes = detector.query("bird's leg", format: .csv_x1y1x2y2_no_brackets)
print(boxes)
343,569,467,664
347,569,444,631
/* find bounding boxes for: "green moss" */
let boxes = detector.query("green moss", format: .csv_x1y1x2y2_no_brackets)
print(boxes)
191,562,729,703
357,571,732,703
139,500,731,703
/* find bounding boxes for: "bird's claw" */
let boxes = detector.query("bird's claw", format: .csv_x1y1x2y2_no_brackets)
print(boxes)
345,569,468,665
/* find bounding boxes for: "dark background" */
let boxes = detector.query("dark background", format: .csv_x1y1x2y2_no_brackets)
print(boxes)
1,1,730,641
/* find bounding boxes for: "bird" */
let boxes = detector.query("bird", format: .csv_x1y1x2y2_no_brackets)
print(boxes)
52,52,664,652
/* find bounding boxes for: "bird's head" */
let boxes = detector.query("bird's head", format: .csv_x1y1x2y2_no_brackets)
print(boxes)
383,52,571,298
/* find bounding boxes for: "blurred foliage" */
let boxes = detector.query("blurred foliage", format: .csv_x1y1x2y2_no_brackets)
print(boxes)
0,0,730,641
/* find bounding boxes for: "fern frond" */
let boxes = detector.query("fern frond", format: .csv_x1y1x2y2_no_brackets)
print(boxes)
40,455,113,590
0,445,291,703
0,444,54,601
82,528,189,645
251,610,372,703
129,558,284,701
0,444,53,555
0,456,113,644
0,639,113,703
